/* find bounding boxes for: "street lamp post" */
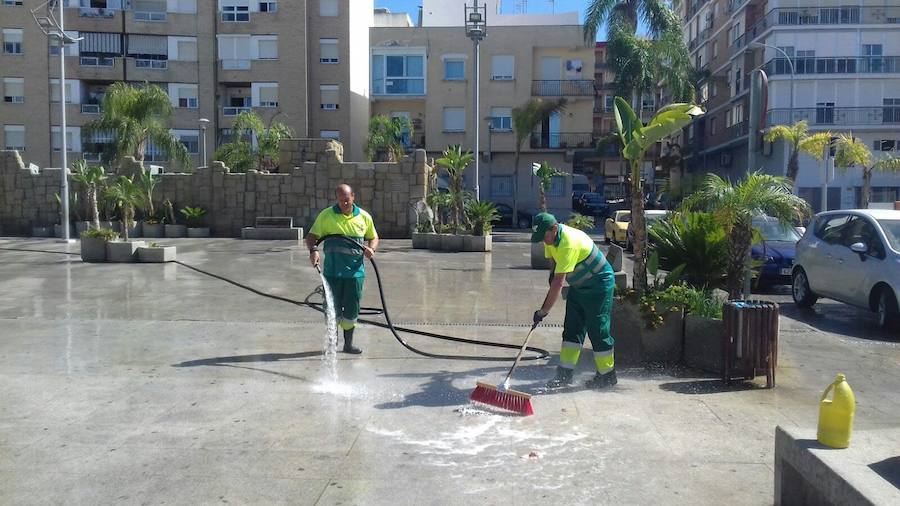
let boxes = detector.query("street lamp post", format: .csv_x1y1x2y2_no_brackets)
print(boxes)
198,118,210,167
750,42,794,123
465,1,486,201
32,0,82,243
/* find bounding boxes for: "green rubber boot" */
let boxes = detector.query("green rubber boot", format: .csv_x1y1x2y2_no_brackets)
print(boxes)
545,367,574,389
342,328,362,354
585,370,617,389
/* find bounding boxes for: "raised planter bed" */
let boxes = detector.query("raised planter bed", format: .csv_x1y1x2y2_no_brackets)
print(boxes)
187,227,210,238
411,232,431,250
106,240,145,263
138,245,177,263
80,237,108,262
54,224,75,238
142,222,164,238
463,235,492,252
165,224,187,238
684,315,726,374
426,233,442,251
439,234,464,252
31,226,52,238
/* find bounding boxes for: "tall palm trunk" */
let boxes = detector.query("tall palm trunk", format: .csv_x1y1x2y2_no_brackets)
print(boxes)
727,224,753,299
630,159,648,291
512,147,521,226
861,166,872,209
786,147,800,187
539,188,547,213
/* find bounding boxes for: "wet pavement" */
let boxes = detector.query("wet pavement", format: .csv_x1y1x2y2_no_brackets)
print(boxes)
1,237,898,505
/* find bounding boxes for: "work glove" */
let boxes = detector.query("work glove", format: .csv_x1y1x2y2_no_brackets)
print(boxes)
533,309,548,325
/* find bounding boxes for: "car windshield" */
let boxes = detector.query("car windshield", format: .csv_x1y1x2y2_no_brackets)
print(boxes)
753,218,801,242
877,219,900,250
618,213,631,223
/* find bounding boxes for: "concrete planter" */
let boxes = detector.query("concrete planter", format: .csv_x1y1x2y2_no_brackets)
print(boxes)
31,226,53,237
641,307,685,363
106,240,145,263
463,234,492,252
138,245,177,263
187,227,210,238
411,232,431,250
80,237,108,263
53,224,75,238
610,299,644,365
530,242,550,269
75,221,92,235
684,315,726,374
440,234,464,252
165,224,187,238
426,232,442,251
142,222,164,238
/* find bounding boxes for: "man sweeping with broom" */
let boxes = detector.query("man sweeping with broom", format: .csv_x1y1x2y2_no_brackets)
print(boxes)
531,212,617,389
307,184,379,354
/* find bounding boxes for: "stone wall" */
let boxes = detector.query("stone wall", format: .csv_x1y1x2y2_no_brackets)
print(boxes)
0,140,430,238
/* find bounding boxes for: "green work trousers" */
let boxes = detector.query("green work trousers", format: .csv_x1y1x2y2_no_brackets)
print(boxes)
325,276,365,331
559,265,615,373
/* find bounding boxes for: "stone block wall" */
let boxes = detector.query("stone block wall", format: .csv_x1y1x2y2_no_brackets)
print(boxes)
0,140,430,238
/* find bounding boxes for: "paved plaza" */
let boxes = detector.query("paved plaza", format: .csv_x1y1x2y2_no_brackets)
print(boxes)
1,237,898,505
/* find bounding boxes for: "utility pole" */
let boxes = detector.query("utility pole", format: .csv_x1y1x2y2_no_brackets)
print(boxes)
465,1,487,201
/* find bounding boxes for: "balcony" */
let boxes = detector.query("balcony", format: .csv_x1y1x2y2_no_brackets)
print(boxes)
727,121,749,139
766,107,900,127
763,56,900,76
133,11,167,22
81,103,101,114
530,132,594,150
531,80,594,97
726,0,749,14
732,7,900,54
223,106,251,117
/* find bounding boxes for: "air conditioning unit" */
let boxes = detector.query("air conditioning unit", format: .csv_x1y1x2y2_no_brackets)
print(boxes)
719,153,732,167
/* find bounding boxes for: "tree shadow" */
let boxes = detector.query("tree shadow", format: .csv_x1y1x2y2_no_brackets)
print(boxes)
658,379,765,395
869,456,900,490
779,302,899,342
171,350,324,368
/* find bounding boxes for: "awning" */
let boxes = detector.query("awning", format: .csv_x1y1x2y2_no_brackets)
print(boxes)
127,34,168,56
80,32,122,54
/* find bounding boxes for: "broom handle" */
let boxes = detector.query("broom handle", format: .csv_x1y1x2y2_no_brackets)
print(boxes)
502,322,539,386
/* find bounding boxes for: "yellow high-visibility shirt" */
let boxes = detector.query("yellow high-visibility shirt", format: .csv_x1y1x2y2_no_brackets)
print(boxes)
310,205,377,278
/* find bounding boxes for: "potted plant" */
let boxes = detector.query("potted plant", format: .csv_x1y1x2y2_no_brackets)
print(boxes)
411,221,434,250
142,211,165,238
80,227,118,263
435,145,473,235
163,200,187,238
105,175,142,239
137,168,161,235
530,161,568,269
181,206,209,237
71,160,107,232
565,212,595,233
137,241,177,263
464,200,500,252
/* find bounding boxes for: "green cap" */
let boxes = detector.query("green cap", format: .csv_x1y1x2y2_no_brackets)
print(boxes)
530,213,558,243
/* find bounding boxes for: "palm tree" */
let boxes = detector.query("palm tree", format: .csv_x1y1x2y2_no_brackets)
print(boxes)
70,159,107,230
534,161,568,213
684,173,810,300
215,111,294,172
834,134,900,209
511,98,566,226
104,175,143,240
583,0,680,42
86,82,190,169
764,120,834,187
435,145,474,234
614,97,704,292
136,168,159,217
686,66,713,104
365,115,413,162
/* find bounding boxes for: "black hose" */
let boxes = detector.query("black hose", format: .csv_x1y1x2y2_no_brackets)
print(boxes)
2,243,550,361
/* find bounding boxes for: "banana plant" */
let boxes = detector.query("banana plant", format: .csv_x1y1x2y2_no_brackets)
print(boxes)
614,97,703,292
104,176,142,240
70,159,107,230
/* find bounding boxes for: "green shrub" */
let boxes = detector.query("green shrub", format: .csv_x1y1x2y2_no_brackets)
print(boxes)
639,284,724,329
465,200,500,236
649,212,728,290
180,206,207,228
81,228,119,241
565,213,595,231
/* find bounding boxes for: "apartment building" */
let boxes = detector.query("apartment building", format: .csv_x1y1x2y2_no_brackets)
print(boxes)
0,0,372,169
681,0,900,211
584,41,630,200
370,0,595,220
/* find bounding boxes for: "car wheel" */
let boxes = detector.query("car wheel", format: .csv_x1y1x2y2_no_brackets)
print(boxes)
517,217,531,229
876,288,899,331
791,268,817,308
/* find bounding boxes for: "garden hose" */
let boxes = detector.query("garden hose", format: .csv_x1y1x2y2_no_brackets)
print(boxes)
0,243,550,362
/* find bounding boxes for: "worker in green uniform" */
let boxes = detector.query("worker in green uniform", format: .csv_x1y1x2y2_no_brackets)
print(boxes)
307,184,379,354
531,213,617,389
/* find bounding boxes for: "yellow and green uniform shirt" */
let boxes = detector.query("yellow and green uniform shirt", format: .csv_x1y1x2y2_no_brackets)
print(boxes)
310,204,377,279
543,224,609,288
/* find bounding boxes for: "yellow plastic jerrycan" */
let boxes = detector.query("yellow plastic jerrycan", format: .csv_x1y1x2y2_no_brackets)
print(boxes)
817,374,856,449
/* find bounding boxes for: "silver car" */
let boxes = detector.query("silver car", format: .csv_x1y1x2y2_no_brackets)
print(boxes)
792,209,900,330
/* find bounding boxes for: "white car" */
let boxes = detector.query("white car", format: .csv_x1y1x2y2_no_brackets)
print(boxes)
792,209,900,330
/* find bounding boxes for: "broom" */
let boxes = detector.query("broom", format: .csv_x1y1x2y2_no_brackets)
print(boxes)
469,322,539,416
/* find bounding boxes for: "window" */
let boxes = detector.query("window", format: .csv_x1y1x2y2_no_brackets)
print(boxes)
319,0,338,17
548,176,566,197
3,78,24,103
711,81,718,97
254,83,278,107
605,95,614,111
218,35,251,69
255,36,278,60
170,84,198,108
443,107,465,132
320,39,338,63
874,140,897,151
50,79,77,104
816,102,835,124
820,6,859,24
491,55,515,80
320,130,340,140
3,1,24,5
172,0,197,13
133,0,167,21
725,109,732,127
3,28,23,54
883,99,900,123
221,1,250,22
173,130,200,154
259,1,277,12
444,59,465,80
710,116,717,135
372,52,425,95
320,84,338,110
490,107,512,131
4,125,25,150
712,41,718,59
490,176,513,197
863,44,884,73
700,83,709,102
50,31,79,56
814,214,850,244
174,38,198,61
51,126,80,152
842,217,885,259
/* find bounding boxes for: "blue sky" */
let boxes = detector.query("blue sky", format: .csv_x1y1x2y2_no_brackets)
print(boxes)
376,0,611,39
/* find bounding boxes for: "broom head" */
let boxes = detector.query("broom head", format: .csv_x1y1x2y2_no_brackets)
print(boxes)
470,381,534,416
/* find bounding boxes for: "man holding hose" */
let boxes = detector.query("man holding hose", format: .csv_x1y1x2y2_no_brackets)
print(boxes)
307,184,379,354
530,212,617,389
